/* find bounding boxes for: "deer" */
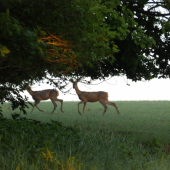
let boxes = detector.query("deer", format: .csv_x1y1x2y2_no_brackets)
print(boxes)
24,84,63,114
70,79,120,115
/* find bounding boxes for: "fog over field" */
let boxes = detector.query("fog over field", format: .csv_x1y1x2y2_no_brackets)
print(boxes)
23,76,170,101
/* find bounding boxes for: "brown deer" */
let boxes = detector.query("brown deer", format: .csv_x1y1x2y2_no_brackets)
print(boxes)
24,84,63,114
70,80,120,115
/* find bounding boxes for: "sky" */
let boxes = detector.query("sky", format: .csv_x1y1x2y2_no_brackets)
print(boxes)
23,76,170,101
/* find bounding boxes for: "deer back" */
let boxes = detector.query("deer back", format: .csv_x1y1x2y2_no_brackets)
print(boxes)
78,91,108,102
32,89,59,100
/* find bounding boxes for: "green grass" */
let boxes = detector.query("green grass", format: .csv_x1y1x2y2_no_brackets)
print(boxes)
1,101,170,170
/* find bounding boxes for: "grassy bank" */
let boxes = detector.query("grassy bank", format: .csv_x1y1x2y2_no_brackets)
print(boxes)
0,101,170,169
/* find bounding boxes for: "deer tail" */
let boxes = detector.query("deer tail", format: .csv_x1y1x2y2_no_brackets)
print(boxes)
56,90,59,97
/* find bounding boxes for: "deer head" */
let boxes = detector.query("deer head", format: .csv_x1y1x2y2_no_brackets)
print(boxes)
22,83,31,91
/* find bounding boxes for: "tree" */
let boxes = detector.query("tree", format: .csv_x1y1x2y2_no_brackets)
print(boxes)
110,0,170,81
74,0,170,81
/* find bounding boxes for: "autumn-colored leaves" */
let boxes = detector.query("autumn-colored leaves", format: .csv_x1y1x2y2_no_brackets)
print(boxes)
40,35,80,73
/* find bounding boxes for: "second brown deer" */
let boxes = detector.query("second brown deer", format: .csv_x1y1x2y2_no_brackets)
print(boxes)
24,84,63,114
70,80,120,115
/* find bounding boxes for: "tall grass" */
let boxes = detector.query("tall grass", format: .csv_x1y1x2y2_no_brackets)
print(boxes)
1,101,170,170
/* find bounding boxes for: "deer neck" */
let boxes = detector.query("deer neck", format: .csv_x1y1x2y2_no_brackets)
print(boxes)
26,88,34,96
74,85,81,96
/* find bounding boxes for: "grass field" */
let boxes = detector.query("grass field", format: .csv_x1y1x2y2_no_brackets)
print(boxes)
1,101,170,170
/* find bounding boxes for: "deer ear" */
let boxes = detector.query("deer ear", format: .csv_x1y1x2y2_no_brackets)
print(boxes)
77,78,82,82
69,79,73,83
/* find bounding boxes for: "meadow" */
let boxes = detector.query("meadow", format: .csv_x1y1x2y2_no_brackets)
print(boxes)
1,101,170,170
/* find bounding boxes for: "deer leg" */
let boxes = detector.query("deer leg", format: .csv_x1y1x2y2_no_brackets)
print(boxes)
99,101,107,115
82,102,87,116
50,99,57,114
31,100,43,113
55,98,63,112
78,101,84,115
106,101,120,114
35,106,44,112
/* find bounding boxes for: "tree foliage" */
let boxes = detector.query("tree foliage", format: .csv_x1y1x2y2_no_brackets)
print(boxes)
0,0,170,113
76,0,170,81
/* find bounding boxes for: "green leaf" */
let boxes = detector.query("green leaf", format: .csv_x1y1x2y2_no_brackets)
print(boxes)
140,44,145,48
0,46,10,56
6,8,10,16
